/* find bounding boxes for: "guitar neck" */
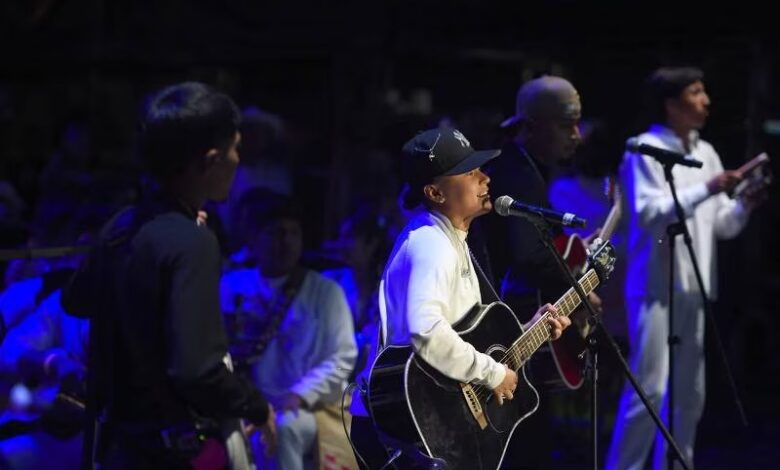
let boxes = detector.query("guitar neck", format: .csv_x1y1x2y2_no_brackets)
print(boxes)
503,269,600,370
598,202,621,241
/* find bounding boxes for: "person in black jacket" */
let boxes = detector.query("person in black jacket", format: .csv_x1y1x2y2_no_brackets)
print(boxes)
478,75,602,468
62,82,275,470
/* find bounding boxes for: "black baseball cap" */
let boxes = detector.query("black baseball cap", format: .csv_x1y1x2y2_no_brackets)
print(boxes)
402,128,500,183
400,128,500,209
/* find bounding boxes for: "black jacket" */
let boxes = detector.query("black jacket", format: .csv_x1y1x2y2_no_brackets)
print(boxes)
477,141,571,321
62,199,269,429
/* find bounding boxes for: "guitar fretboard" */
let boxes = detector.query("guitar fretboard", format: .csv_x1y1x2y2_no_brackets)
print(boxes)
503,269,600,370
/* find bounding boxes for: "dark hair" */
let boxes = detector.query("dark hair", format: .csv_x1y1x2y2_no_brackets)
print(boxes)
644,67,704,124
235,187,301,243
139,82,240,180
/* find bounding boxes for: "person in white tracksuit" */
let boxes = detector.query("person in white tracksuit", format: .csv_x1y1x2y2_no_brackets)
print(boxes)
607,66,765,470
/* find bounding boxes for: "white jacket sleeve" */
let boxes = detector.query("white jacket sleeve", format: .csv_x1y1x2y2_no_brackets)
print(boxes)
625,151,711,231
707,154,750,239
713,195,748,239
405,238,506,390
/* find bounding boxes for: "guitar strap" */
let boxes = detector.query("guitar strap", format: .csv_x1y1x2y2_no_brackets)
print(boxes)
255,266,308,356
469,250,501,304
229,266,308,365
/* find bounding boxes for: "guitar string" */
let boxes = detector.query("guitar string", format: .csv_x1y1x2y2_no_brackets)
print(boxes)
470,270,599,402
471,277,592,402
478,271,598,400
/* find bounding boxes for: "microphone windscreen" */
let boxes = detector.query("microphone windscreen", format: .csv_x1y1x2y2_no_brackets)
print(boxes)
493,195,513,216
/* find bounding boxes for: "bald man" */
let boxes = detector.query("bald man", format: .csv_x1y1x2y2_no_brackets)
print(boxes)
485,76,593,316
474,75,601,468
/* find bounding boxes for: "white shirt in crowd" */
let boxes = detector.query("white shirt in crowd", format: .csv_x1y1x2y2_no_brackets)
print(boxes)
220,268,357,407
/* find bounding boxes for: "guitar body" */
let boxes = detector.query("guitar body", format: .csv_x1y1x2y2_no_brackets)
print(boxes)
364,242,617,470
367,302,539,470
538,233,591,391
553,233,588,276
538,177,622,391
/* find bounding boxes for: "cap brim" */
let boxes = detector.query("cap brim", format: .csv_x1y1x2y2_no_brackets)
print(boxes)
443,149,502,176
499,115,521,129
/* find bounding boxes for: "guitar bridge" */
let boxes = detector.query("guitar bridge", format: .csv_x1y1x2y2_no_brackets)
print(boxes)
460,383,488,430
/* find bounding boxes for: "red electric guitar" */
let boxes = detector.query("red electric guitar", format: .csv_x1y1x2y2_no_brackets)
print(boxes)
544,177,622,390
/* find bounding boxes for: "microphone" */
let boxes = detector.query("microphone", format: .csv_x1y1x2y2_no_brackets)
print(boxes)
494,195,587,228
625,137,703,168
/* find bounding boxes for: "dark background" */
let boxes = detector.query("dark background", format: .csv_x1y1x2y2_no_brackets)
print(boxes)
1,2,778,468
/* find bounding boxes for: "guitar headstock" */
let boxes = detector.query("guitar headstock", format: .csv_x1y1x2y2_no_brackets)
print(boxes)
598,176,623,242
603,176,622,204
587,238,616,284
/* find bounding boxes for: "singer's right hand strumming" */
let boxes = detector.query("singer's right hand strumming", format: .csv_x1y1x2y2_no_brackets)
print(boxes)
492,364,518,406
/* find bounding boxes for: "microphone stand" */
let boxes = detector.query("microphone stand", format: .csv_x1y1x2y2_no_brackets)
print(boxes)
524,214,692,470
661,162,748,469
585,319,599,470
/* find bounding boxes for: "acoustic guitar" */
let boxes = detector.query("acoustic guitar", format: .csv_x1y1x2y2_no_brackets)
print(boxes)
366,241,616,469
